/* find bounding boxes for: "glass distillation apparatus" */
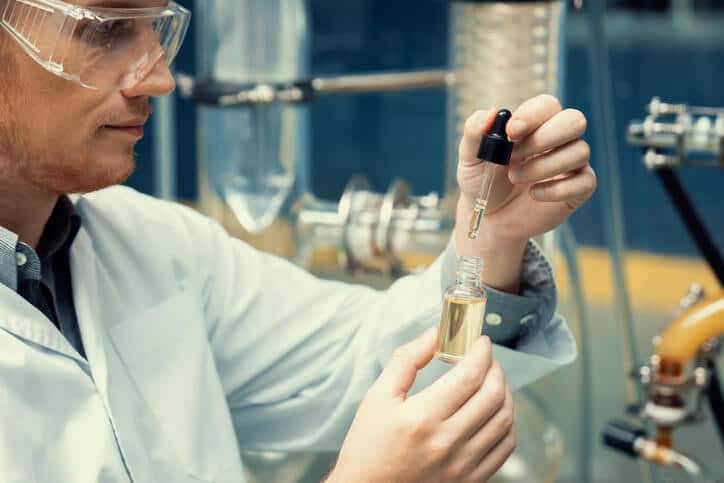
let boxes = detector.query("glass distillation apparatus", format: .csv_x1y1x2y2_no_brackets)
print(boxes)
192,0,309,236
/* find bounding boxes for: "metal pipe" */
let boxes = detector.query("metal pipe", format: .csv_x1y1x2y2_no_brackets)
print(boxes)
560,223,593,483
586,1,656,481
310,70,453,95
178,70,451,107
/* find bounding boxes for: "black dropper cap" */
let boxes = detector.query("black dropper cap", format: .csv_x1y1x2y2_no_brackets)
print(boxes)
477,109,514,166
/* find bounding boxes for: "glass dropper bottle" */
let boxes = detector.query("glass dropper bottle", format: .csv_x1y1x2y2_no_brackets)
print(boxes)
468,109,515,240
436,256,487,364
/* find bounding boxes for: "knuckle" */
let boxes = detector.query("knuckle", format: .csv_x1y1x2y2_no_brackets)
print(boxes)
488,363,507,394
464,110,486,135
464,114,476,134
476,336,493,361
499,408,515,433
586,168,598,192
402,414,433,439
445,459,466,480
578,140,591,161
506,387,515,410
457,144,466,162
459,365,484,388
479,335,493,352
492,360,505,379
565,108,587,133
487,378,507,408
429,436,453,463
507,430,518,454
541,94,562,111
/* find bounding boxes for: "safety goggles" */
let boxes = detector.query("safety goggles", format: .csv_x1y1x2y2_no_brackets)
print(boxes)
0,0,190,90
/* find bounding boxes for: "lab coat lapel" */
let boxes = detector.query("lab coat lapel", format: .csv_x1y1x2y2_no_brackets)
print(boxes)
69,226,167,482
70,228,111,396
0,278,87,365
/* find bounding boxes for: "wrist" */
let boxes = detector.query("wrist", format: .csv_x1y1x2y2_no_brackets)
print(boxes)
455,195,527,294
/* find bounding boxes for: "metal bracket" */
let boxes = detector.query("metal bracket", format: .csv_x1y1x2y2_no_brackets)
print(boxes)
628,97,724,170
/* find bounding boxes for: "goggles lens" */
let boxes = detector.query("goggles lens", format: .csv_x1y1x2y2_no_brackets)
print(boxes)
1,0,191,89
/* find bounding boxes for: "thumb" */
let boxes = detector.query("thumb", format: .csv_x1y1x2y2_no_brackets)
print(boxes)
458,109,498,168
374,327,438,401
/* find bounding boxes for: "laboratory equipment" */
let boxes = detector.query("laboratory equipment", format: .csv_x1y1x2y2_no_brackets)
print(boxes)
194,0,310,234
292,0,565,273
602,294,724,482
603,99,724,482
628,97,724,170
294,178,452,278
185,0,564,243
184,1,569,481
177,70,452,107
436,256,487,363
445,0,563,194
468,109,515,240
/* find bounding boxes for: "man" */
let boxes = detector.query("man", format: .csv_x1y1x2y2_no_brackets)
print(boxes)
0,0,596,482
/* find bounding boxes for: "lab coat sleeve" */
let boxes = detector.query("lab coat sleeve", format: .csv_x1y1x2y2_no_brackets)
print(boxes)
193,214,575,452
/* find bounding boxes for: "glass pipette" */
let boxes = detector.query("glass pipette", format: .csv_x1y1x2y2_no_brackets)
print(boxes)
468,109,514,240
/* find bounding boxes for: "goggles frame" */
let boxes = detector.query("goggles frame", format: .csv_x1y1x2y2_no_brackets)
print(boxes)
0,0,191,89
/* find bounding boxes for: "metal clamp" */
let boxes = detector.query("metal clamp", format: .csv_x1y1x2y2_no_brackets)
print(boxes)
295,179,453,277
628,97,724,169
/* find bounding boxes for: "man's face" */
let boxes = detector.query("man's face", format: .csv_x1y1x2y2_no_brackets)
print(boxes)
0,0,176,194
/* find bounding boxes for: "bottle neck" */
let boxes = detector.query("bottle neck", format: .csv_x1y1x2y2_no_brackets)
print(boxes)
456,256,483,290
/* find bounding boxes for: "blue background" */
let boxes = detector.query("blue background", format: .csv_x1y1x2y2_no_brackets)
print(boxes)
127,0,724,257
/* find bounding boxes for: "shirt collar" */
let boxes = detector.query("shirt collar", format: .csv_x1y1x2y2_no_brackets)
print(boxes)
37,195,82,261
0,226,20,290
0,195,81,290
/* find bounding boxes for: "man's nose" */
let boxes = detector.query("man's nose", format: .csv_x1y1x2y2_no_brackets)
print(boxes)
120,58,176,98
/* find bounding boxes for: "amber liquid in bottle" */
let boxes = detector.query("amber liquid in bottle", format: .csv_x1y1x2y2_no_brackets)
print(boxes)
436,256,487,364
436,296,487,364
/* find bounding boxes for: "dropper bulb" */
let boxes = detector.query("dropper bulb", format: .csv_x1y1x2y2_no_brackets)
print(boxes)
476,108,514,166
491,109,512,137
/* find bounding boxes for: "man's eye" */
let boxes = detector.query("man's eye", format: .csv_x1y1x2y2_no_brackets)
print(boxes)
80,19,135,45
95,20,133,37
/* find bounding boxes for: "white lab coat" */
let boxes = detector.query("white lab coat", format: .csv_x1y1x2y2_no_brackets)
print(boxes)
0,186,575,483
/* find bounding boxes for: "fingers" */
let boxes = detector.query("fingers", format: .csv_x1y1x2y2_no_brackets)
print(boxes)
465,386,514,455
467,425,517,482
508,139,590,185
463,388,516,482
530,165,597,209
507,94,563,142
408,336,494,420
458,109,499,167
444,361,507,439
374,327,438,401
512,107,587,161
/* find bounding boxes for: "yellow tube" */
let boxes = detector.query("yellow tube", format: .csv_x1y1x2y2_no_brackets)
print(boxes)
656,292,724,378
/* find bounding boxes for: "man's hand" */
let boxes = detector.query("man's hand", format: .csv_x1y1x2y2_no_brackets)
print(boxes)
328,329,515,483
455,94,596,293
